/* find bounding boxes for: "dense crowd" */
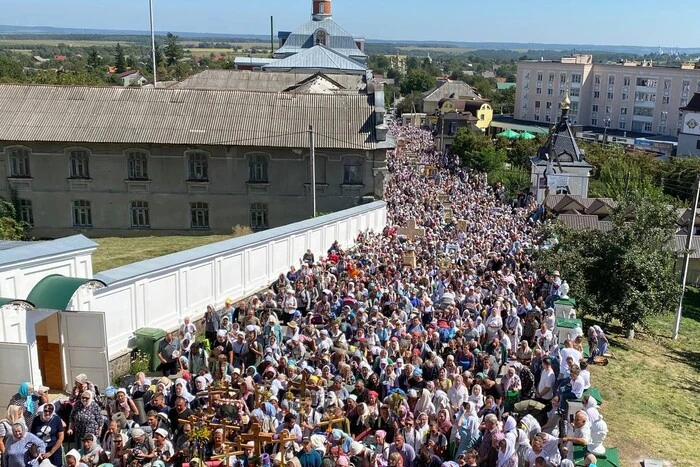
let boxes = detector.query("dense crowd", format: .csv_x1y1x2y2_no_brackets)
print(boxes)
1,122,609,467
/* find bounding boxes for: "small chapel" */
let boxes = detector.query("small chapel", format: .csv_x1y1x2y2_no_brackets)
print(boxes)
235,0,368,74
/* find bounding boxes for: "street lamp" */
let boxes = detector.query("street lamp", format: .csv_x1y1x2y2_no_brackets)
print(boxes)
603,115,611,145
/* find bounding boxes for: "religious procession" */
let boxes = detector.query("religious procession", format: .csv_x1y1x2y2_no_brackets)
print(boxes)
1,122,611,467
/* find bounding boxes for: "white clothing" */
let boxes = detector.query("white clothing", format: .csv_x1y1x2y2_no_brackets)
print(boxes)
537,368,556,400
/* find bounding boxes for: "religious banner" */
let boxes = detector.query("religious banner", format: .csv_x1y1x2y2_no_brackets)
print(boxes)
403,249,417,267
538,175,548,189
458,219,468,232
442,207,453,222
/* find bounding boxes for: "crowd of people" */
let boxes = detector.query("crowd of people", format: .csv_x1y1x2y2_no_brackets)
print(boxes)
1,122,610,467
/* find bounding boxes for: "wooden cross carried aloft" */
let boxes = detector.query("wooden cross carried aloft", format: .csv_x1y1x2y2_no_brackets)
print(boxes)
235,422,274,456
267,429,299,467
397,219,425,241
209,443,244,467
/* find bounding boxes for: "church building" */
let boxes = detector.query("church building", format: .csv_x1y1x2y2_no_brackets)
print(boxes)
235,0,368,75
530,91,594,203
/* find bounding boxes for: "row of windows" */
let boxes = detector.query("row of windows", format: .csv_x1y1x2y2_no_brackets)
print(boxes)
5,149,366,185
17,200,270,231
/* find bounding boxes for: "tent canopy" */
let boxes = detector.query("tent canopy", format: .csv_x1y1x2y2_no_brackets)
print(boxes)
26,274,106,310
520,131,537,140
496,129,520,139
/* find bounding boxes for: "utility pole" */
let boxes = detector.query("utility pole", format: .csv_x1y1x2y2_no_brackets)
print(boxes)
149,0,157,87
270,16,274,56
309,124,317,218
674,175,700,339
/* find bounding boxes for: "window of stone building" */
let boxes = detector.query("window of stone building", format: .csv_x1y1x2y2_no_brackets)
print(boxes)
187,151,209,181
18,199,33,226
127,151,149,180
69,149,90,178
250,203,269,231
343,159,364,185
190,202,210,229
72,200,92,227
130,201,150,228
8,147,31,177
248,154,269,182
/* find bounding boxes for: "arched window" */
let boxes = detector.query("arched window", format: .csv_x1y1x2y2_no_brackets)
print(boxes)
69,149,90,178
315,30,327,46
6,146,31,177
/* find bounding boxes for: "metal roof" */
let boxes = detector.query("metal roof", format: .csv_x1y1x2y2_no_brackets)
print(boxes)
96,201,386,286
275,18,366,59
0,234,97,270
675,235,700,258
0,84,378,150
264,45,366,74
26,274,106,311
0,240,32,251
423,80,481,102
172,70,365,93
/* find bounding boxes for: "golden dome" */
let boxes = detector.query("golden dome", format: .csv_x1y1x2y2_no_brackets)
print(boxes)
561,88,571,110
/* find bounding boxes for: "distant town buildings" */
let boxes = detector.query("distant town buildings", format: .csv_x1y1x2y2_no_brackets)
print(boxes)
515,54,700,140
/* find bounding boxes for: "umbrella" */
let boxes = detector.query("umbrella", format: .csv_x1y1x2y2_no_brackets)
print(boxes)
496,129,520,139
520,131,536,140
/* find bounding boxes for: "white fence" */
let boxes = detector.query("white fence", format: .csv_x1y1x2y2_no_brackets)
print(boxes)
79,202,387,360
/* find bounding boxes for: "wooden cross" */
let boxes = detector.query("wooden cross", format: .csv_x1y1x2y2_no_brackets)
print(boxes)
210,443,244,467
397,219,425,241
266,430,299,467
317,417,349,433
288,377,308,397
235,422,274,455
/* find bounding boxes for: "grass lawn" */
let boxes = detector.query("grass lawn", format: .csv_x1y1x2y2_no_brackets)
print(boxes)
588,287,700,466
91,234,240,273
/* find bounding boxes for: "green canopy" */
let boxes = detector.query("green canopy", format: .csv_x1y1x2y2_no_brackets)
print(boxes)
27,274,106,310
0,298,35,308
496,129,520,139
520,131,536,140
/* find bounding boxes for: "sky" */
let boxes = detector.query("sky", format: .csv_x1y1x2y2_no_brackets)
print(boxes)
1,0,698,48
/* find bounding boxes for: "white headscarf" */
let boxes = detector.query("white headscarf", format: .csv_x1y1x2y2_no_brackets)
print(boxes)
584,397,602,422
174,378,195,403
497,436,517,467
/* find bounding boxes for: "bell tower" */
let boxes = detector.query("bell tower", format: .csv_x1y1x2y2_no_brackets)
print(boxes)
312,0,332,20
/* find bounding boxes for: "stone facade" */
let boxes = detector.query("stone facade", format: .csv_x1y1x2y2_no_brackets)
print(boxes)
1,141,386,237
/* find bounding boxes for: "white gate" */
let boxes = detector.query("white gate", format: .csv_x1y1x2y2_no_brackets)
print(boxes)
60,311,110,392
0,342,32,414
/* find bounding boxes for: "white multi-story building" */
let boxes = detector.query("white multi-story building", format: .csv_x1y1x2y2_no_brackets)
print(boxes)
515,54,700,137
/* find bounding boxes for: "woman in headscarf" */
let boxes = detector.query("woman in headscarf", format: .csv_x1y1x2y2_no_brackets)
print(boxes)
468,384,485,412
0,405,25,455
68,390,103,446
30,403,65,467
8,382,45,427
78,433,104,467
109,388,140,421
171,378,197,410
432,390,451,418
455,402,480,454
188,341,209,377
65,448,89,467
238,377,256,411
495,433,517,467
485,307,503,345
584,396,608,456
3,422,46,467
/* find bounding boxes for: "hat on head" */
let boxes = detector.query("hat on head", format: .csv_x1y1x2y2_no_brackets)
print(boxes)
66,449,82,461
75,374,88,384
232,368,241,375
130,428,145,438
552,271,560,276
347,394,358,402
155,428,169,438
475,372,486,379
217,329,227,337
245,441,255,448
413,368,423,377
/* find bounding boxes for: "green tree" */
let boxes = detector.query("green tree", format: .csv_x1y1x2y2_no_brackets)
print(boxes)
508,137,541,169
535,196,680,337
0,54,24,81
492,86,516,114
114,43,126,73
451,128,506,172
0,198,25,240
164,32,184,66
400,68,435,95
86,48,101,69
396,91,424,116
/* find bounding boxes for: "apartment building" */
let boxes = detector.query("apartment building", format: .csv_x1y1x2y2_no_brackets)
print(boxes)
515,54,700,137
